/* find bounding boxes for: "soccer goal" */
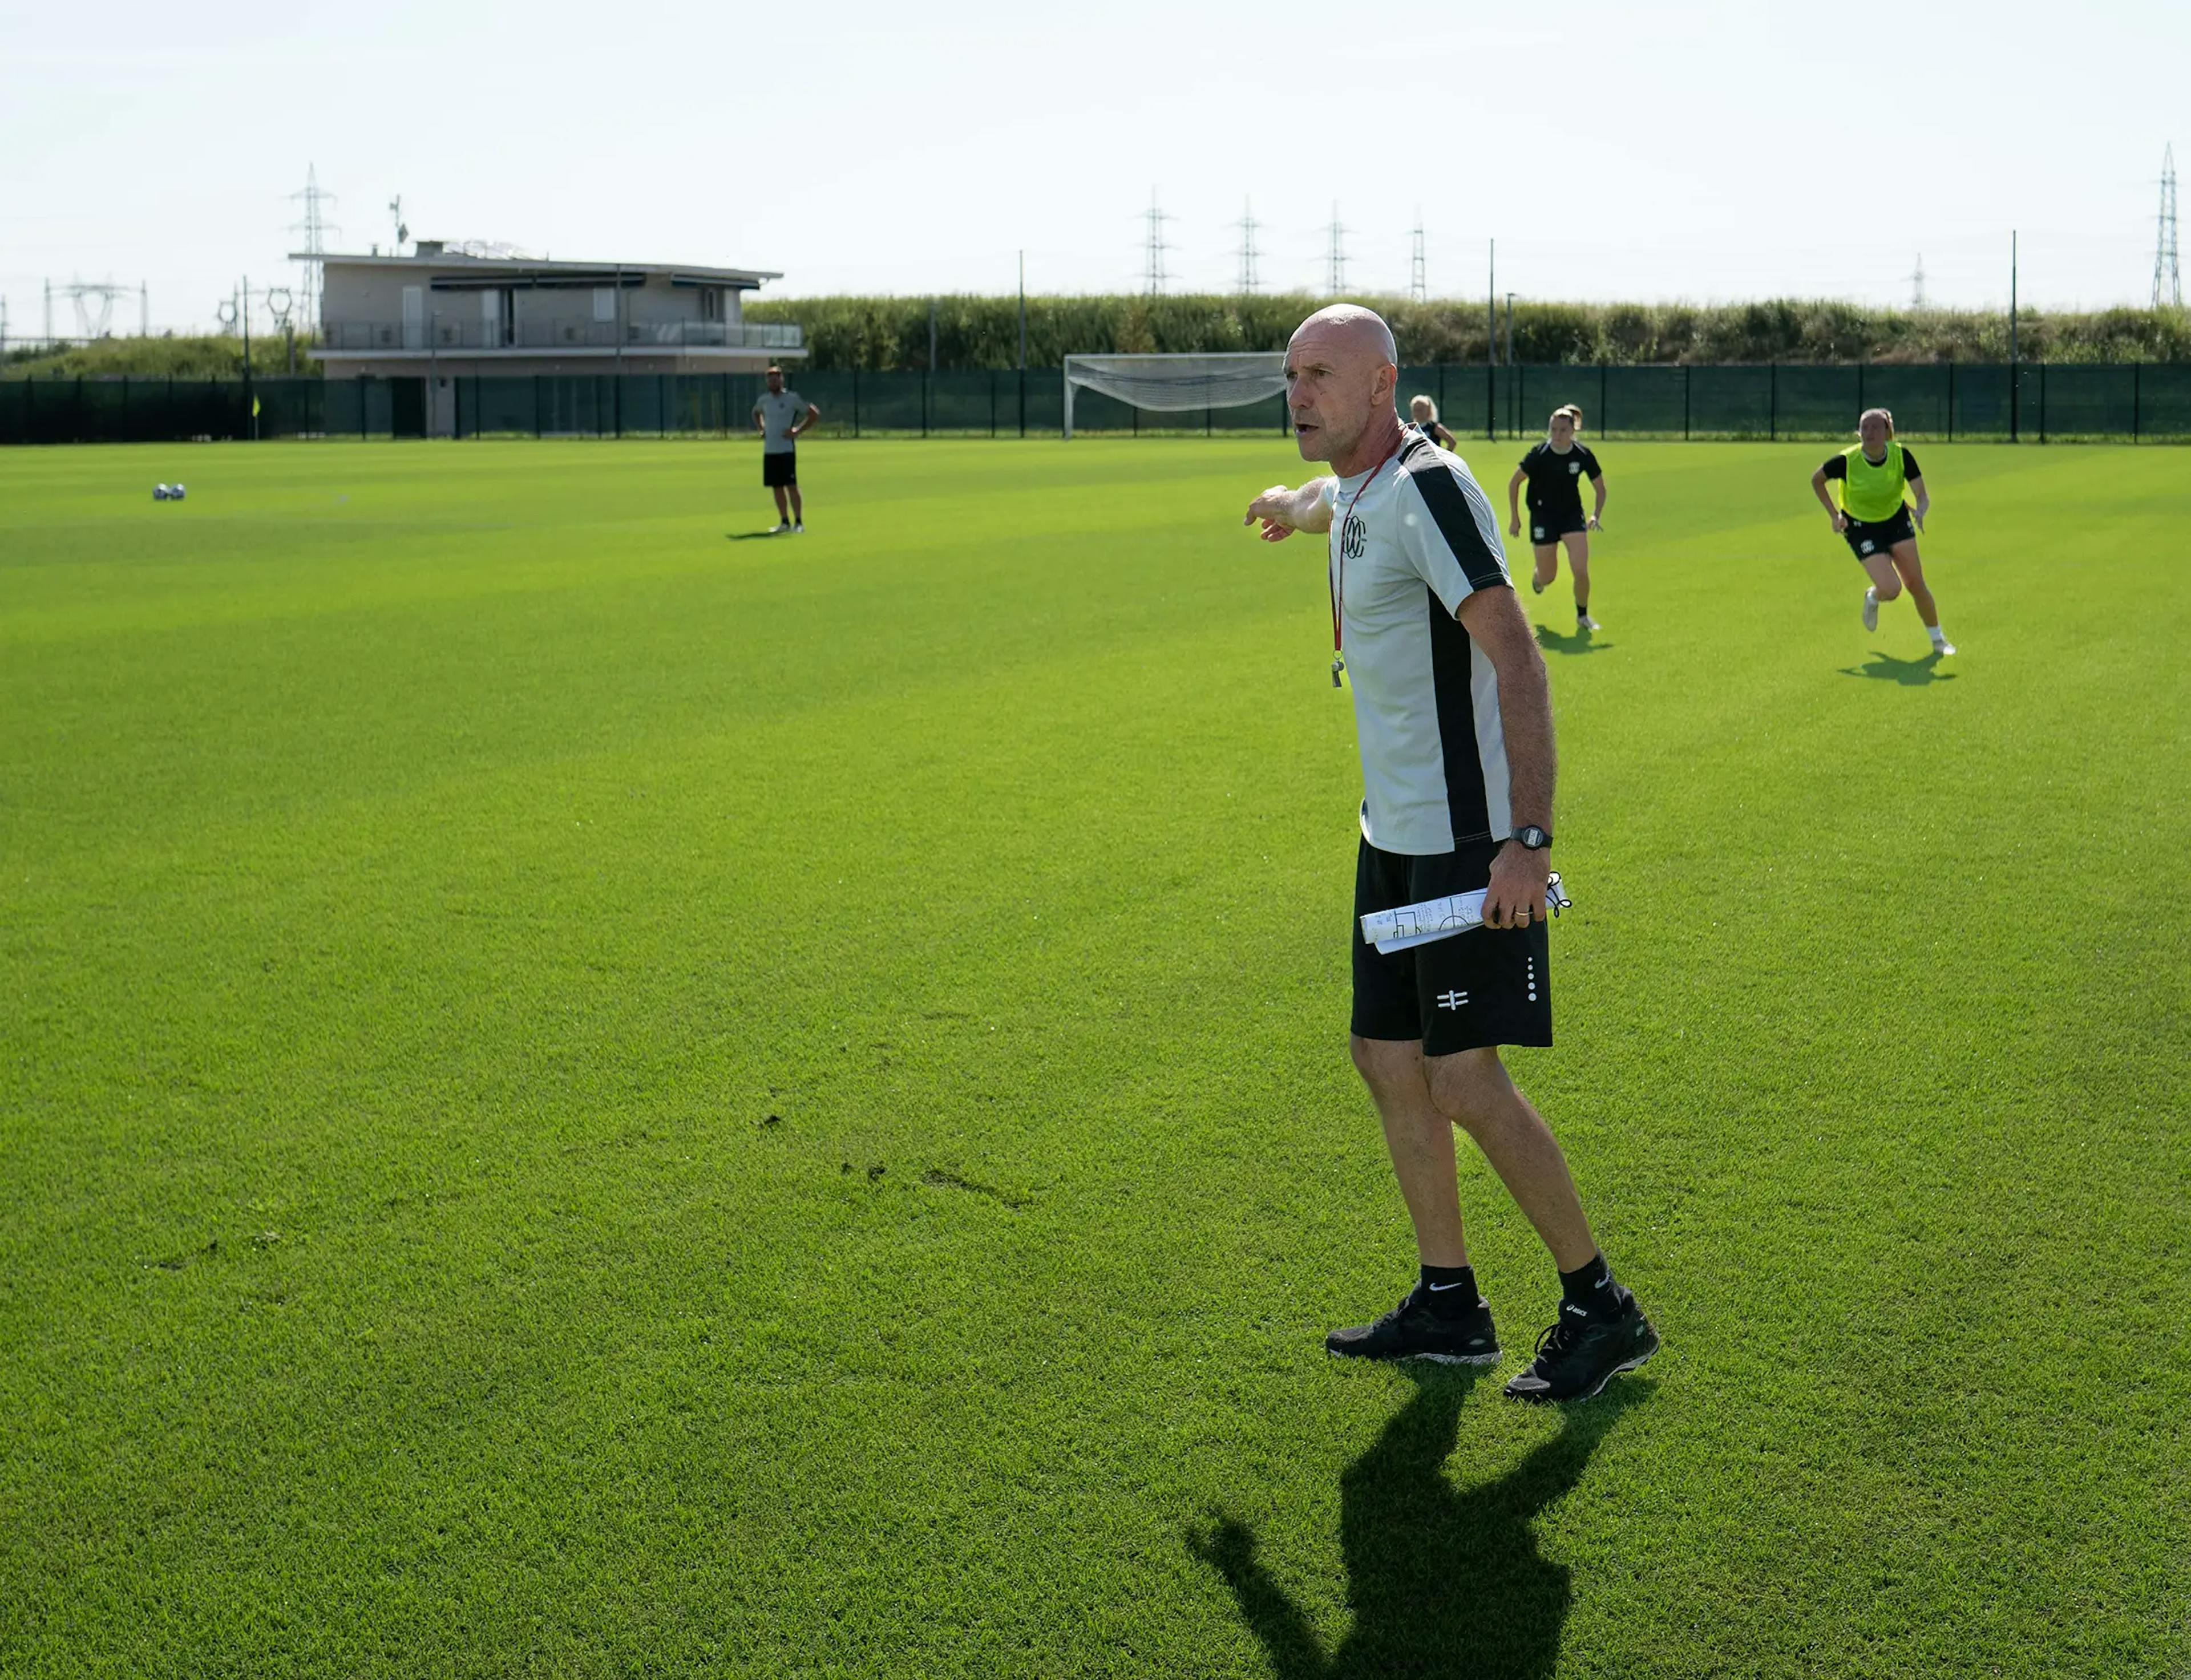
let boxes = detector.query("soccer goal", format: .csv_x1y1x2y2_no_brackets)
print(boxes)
1062,352,1288,439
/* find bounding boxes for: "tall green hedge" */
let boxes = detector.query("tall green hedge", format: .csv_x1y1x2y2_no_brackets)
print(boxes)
741,293,2191,372
14,299,2184,381
2,334,321,381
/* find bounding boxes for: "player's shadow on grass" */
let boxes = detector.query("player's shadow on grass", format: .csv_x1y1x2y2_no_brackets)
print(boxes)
1838,649,1957,685
725,529,785,542
1531,624,1612,657
1192,1368,1650,1680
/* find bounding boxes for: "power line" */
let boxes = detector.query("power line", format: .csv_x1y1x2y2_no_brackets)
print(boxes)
1325,202,1349,295
288,164,339,332
2156,143,2181,310
1142,188,1175,295
1410,212,1427,303
1234,197,1261,294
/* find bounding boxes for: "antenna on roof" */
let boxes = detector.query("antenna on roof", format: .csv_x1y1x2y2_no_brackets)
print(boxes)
389,195,409,254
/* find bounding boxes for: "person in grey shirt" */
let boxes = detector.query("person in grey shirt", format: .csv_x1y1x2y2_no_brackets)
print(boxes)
1243,304,1658,1403
751,365,819,533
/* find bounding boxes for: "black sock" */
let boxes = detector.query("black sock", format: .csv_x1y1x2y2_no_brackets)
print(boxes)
1558,1253,1628,1320
1420,1263,1480,1316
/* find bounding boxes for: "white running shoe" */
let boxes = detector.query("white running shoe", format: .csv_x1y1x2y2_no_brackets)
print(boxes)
1531,573,1545,596
1933,638,1956,657
1861,587,1879,632
793,522,805,533
769,521,790,535
1577,612,1600,631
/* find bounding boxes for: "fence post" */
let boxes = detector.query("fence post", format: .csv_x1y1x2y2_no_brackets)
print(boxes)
991,370,997,439
921,371,928,439
1947,363,1955,442
1599,363,1607,439
2133,362,2141,443
1683,365,1689,440
1768,363,1777,442
1018,367,1025,439
2039,363,2047,445
854,367,862,439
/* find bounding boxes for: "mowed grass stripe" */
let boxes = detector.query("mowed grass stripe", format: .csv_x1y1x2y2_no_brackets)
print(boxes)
2,438,2184,1677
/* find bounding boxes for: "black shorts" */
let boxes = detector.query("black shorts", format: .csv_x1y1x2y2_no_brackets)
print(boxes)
1842,506,1914,561
762,451,798,488
1352,836,1553,1056
1528,510,1587,544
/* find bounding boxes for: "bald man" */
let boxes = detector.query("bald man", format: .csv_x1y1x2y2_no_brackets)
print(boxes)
1243,305,1656,1403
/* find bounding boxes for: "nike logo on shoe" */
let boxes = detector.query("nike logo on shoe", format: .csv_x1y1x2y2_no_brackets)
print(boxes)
1426,1281,1472,1292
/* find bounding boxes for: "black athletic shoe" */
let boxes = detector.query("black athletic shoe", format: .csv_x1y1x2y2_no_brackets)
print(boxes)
1503,1299,1658,1402
1326,1285,1501,1365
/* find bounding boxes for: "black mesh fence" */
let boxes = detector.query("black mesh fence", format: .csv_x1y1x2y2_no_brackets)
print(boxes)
6,364,2191,445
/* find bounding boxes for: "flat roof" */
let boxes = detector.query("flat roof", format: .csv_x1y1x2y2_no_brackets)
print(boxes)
294,252,781,286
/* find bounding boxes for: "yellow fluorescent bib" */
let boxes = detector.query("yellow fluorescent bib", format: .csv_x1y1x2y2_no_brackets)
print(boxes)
1840,442,1910,523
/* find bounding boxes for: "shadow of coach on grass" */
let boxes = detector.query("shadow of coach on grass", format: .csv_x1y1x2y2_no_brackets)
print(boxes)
1192,1372,1650,1680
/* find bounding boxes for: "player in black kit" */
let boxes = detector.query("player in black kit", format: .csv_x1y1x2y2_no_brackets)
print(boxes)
1506,405,1606,631
1408,394,1458,451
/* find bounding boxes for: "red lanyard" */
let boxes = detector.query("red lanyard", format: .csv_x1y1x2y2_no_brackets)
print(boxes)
1329,438,1404,654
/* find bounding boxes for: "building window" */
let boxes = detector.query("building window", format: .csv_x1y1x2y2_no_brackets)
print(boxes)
593,287,616,323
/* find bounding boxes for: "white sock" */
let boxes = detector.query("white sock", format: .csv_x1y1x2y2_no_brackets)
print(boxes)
1930,625,1947,643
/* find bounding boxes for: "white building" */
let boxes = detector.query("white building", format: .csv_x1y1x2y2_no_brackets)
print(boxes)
301,243,805,435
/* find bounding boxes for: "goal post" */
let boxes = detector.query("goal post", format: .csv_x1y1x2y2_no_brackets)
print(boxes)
1062,351,1289,439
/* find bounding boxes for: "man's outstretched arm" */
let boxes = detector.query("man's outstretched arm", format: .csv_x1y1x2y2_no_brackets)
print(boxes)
1243,480,1333,543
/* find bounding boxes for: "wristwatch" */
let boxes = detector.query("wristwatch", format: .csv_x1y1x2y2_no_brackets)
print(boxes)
1513,825,1553,851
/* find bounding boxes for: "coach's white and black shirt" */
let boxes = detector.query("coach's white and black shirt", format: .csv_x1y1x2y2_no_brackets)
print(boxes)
1322,429,1515,856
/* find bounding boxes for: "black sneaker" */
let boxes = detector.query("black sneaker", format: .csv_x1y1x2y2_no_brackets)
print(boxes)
1326,1285,1501,1365
1503,1299,1658,1402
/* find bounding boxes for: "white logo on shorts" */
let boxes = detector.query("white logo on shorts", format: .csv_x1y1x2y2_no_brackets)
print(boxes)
1436,990,1469,1011
1532,527,1546,540
1859,540,1874,553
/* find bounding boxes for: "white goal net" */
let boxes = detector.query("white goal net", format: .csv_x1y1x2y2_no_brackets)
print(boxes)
1062,352,1289,438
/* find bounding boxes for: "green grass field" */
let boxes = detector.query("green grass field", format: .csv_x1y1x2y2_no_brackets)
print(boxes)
3,435,2185,1678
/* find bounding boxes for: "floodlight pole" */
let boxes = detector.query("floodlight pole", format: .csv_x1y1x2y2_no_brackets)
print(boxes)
1485,239,1495,440
241,277,256,440
2008,230,2019,444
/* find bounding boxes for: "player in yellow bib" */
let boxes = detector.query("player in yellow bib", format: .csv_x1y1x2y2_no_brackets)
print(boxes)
1809,407,1954,655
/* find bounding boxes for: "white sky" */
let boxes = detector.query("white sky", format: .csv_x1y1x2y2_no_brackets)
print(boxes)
2,0,2183,338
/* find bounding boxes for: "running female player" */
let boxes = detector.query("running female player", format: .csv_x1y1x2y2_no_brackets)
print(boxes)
1506,405,1606,630
1408,394,1457,451
1809,407,1954,655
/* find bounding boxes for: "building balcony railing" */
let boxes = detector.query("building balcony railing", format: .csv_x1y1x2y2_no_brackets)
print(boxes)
320,319,803,353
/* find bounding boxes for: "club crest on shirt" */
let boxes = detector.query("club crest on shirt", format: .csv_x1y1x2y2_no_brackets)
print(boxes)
1340,513,1367,560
